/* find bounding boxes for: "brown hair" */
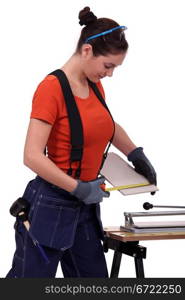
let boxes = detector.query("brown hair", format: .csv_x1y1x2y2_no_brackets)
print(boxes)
75,7,128,56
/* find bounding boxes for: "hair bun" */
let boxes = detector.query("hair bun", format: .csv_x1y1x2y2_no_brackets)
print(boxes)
79,7,97,26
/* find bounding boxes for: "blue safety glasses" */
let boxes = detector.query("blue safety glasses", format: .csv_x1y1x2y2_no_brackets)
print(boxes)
85,25,127,43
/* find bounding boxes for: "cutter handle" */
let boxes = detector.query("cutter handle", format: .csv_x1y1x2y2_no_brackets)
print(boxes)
143,202,153,210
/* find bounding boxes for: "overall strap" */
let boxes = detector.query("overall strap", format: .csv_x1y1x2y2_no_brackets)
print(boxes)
87,79,115,173
44,69,115,179
48,69,84,178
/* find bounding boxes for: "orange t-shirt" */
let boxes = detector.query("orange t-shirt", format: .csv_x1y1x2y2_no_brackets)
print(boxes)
30,74,115,181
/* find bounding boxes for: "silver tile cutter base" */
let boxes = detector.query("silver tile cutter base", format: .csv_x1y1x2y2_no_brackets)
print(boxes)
120,210,185,233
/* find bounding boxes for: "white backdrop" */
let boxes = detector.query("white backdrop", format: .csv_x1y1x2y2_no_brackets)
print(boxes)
1,0,185,278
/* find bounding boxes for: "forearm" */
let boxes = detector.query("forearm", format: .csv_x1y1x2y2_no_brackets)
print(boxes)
112,122,137,156
24,154,78,193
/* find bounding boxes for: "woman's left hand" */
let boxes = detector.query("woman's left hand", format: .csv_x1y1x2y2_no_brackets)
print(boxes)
127,147,157,187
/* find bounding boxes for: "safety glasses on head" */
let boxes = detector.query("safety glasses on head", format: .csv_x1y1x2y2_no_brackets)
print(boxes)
84,25,127,43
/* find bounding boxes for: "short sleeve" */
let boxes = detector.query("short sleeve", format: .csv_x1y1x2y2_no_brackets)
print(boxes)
30,76,60,125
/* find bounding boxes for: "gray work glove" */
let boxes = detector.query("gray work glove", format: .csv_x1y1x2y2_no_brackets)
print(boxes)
71,176,110,205
128,147,157,195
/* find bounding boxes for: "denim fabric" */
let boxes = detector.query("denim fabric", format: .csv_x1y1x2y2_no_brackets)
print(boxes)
6,176,108,278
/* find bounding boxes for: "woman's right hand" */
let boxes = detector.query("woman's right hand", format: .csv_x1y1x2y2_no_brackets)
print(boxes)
71,176,110,205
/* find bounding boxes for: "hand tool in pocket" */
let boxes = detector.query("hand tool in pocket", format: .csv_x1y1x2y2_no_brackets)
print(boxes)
10,197,50,264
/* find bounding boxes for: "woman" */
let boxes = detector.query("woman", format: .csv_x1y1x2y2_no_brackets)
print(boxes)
6,7,156,278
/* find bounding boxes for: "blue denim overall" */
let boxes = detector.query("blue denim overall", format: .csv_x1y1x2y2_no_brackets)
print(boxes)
6,175,108,277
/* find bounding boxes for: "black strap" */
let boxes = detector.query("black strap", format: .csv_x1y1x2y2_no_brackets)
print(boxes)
87,79,115,175
87,79,113,116
48,69,84,178
44,69,115,178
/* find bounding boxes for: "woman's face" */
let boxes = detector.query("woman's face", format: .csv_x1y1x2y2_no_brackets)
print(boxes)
82,45,127,82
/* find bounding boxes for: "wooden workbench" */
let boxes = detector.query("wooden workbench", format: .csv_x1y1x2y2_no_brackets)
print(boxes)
103,226,185,278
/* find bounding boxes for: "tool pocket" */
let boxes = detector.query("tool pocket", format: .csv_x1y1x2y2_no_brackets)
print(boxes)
10,220,27,277
14,220,26,259
29,194,81,250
